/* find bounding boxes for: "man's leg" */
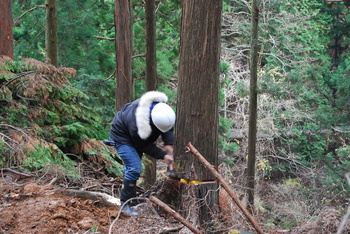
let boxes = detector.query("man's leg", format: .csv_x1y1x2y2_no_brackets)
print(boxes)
115,143,142,215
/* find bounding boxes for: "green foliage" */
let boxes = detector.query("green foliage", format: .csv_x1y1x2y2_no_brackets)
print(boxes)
8,0,350,213
0,59,23,73
12,0,116,75
0,140,11,167
25,143,79,178
249,0,350,189
90,225,98,233
218,117,239,164
131,0,181,90
68,73,115,134
0,58,111,175
12,0,182,135
105,154,124,178
220,62,230,75
323,145,350,193
235,80,249,98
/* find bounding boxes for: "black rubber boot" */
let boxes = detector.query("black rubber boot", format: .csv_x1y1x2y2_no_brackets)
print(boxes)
129,182,143,206
120,179,138,216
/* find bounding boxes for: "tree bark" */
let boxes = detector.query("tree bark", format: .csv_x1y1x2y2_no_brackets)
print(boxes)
176,0,221,181
246,0,259,213
0,0,14,59
115,0,133,110
143,157,156,190
175,0,222,227
143,0,157,190
45,0,58,67
145,0,157,91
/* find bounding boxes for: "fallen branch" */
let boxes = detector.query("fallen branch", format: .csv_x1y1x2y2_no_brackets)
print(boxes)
0,168,32,177
186,142,264,234
337,172,350,234
149,195,202,234
94,36,115,41
1,71,36,87
60,189,120,207
159,225,184,233
108,197,158,234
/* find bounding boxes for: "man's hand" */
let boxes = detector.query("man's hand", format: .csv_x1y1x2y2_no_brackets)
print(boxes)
163,145,173,155
164,154,179,179
163,154,174,166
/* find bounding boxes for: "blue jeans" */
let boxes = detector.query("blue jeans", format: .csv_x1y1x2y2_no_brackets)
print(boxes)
114,143,142,181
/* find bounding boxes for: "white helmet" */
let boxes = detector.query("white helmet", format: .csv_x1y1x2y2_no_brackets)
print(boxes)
151,103,176,132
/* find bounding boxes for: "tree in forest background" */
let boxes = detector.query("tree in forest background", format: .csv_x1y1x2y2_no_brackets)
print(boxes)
220,0,350,228
142,0,158,189
11,0,181,131
45,0,58,67
0,0,14,59
114,0,133,110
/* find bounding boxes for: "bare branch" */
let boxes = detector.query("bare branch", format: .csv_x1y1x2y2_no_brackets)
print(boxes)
186,142,264,234
14,5,46,25
336,173,350,234
1,71,36,88
131,54,146,59
1,168,32,177
103,69,116,81
149,195,202,234
94,36,115,41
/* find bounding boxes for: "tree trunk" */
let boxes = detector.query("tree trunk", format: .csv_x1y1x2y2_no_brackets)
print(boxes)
0,0,14,59
145,0,157,91
175,0,222,228
115,0,133,110
143,0,157,190
45,0,58,67
246,0,259,213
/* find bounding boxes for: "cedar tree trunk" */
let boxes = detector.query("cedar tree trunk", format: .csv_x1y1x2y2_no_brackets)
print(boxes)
45,0,58,66
143,0,157,189
175,0,222,228
115,0,133,110
0,0,14,59
246,0,259,212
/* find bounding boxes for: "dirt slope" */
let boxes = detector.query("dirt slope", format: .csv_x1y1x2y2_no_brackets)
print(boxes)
0,171,184,234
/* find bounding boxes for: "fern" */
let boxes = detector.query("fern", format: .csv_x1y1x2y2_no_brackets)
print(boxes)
1,58,118,176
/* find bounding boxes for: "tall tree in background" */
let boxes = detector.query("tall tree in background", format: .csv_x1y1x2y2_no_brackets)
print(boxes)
175,0,222,228
145,0,157,91
45,0,58,66
0,0,14,59
246,0,259,213
115,0,133,110
143,0,157,189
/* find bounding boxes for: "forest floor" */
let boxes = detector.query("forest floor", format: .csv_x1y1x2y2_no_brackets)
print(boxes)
1,164,349,234
0,165,188,234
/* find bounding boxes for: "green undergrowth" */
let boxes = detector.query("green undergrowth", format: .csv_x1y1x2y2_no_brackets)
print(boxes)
0,57,122,178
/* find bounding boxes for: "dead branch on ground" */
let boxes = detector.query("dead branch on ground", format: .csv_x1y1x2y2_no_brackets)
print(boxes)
60,189,120,207
0,168,32,177
337,173,350,234
149,195,202,234
186,142,264,234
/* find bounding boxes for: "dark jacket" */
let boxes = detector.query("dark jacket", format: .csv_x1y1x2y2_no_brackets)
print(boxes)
110,91,174,160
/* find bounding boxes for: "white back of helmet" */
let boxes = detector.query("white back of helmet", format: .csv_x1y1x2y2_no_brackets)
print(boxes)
151,103,176,132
